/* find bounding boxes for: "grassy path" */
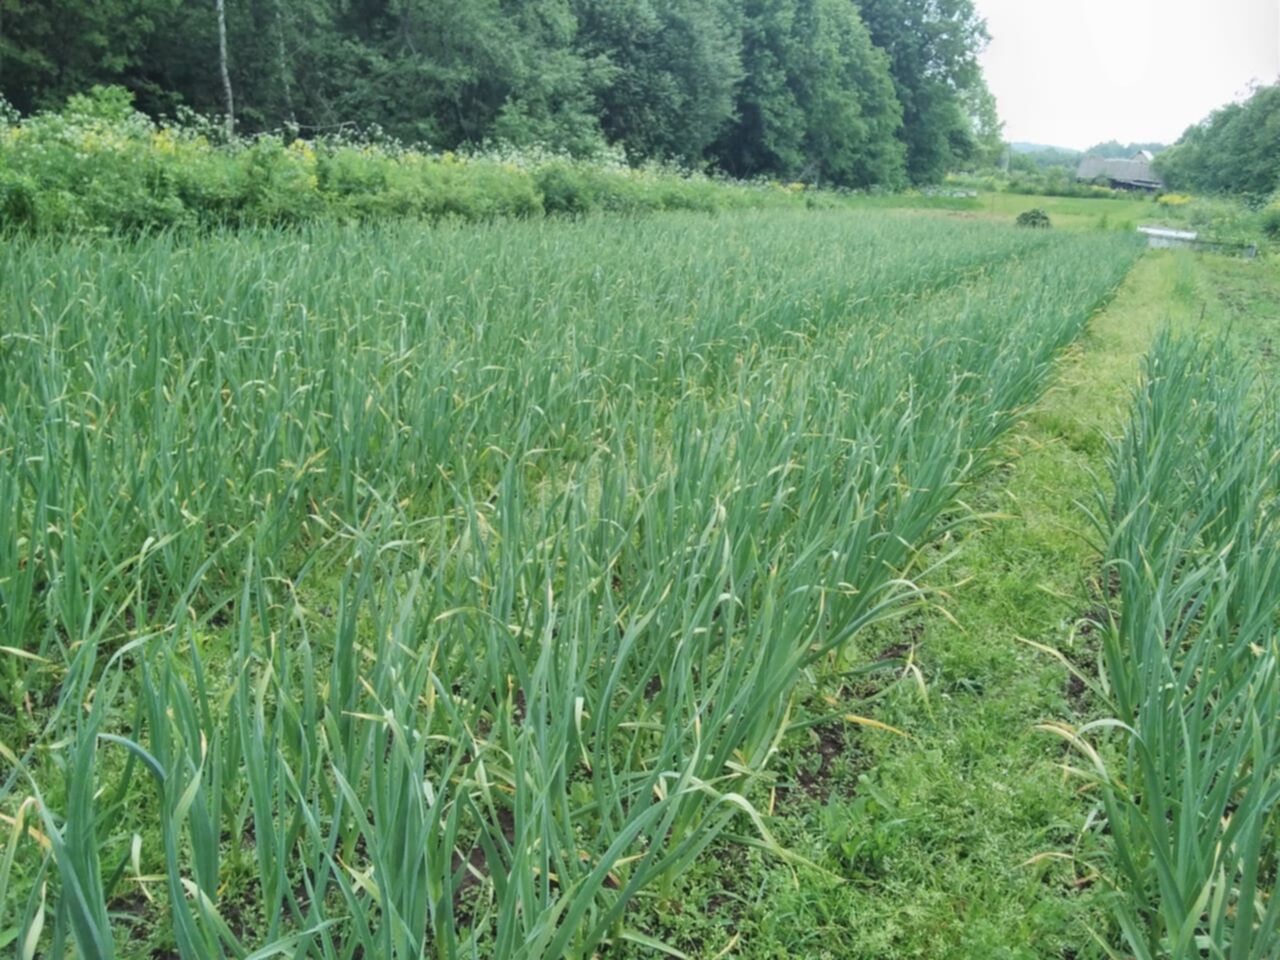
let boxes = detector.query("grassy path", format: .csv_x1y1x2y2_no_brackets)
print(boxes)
629,252,1207,958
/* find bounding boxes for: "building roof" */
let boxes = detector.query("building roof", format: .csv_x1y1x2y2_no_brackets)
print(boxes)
1076,153,1164,187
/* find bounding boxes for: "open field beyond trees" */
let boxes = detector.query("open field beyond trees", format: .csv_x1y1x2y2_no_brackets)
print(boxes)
1,199,1278,960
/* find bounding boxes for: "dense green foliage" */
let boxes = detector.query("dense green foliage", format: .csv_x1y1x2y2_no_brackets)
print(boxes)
1156,81,1280,200
711,0,907,187
0,0,997,186
1007,142,1164,171
1006,168,1127,200
855,0,998,181
573,0,742,165
0,211,1139,957
1015,207,1051,228
0,87,832,233
1008,144,1081,171
1084,140,1165,159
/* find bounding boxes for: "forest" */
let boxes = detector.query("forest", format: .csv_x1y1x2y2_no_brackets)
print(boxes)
1156,80,1280,201
0,0,1002,188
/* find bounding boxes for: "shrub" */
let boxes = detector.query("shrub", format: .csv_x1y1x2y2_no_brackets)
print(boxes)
1261,204,1280,240
534,160,602,215
0,169,38,229
1016,208,1051,228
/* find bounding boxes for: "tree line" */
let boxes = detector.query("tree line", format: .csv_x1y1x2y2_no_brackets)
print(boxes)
1083,140,1165,160
0,0,1001,188
1156,81,1280,201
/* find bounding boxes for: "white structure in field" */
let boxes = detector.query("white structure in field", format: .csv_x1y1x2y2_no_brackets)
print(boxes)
1136,226,1258,258
1137,226,1198,248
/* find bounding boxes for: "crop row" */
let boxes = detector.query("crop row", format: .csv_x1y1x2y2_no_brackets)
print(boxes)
1066,335,1280,958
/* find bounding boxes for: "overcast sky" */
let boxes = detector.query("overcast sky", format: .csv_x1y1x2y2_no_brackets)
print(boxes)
973,0,1280,149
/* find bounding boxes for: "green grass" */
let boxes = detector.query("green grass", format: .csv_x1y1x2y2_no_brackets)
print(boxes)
1197,253,1280,365
849,191,1159,232
974,192,1156,230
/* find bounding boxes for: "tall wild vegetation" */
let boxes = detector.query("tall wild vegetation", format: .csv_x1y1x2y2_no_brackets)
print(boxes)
0,86,842,234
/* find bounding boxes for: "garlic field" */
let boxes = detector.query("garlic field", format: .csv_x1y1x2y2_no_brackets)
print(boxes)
1,211,1275,959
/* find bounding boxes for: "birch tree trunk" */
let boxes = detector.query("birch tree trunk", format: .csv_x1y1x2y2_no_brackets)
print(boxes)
275,0,296,127
216,0,235,137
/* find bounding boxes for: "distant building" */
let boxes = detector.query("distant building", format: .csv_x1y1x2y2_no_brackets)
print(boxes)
1076,151,1164,190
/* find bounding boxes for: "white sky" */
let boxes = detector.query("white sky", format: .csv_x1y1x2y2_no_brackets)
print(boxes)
973,0,1280,149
